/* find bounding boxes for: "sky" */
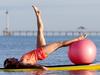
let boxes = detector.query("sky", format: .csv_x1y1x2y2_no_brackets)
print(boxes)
0,0,100,35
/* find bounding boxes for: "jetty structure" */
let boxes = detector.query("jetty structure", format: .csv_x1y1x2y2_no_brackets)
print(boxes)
3,29,100,36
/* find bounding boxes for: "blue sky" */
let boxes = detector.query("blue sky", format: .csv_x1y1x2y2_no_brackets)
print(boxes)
0,0,100,35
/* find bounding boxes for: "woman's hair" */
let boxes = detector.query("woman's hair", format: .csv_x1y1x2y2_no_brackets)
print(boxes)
4,57,45,69
4,57,19,68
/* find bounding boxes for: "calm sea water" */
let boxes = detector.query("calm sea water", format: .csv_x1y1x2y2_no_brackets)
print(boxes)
0,35,100,75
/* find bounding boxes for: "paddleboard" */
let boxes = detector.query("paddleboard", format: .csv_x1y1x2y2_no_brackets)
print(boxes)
0,64,100,72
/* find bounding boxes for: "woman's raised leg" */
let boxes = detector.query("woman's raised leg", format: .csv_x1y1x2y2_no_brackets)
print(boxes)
32,5,46,48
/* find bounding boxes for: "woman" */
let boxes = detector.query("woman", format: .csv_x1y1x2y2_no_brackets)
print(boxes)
4,5,87,70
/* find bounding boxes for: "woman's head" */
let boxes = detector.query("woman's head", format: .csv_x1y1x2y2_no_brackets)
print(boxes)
4,57,34,68
4,57,19,68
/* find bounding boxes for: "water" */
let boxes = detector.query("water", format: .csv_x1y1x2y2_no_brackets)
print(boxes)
0,35,100,75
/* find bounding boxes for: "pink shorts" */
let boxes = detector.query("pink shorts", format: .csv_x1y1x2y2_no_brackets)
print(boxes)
33,48,47,60
20,47,47,65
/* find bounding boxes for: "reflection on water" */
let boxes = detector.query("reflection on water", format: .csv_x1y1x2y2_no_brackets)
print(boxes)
68,70,96,75
32,70,46,75
25,70,96,75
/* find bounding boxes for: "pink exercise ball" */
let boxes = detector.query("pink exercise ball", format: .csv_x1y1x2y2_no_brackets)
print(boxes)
68,39,96,65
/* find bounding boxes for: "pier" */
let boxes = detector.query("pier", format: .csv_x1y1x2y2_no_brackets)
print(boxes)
3,30,100,36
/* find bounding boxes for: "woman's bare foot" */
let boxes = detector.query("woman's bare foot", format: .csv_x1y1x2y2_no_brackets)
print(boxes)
77,33,87,41
32,5,41,16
